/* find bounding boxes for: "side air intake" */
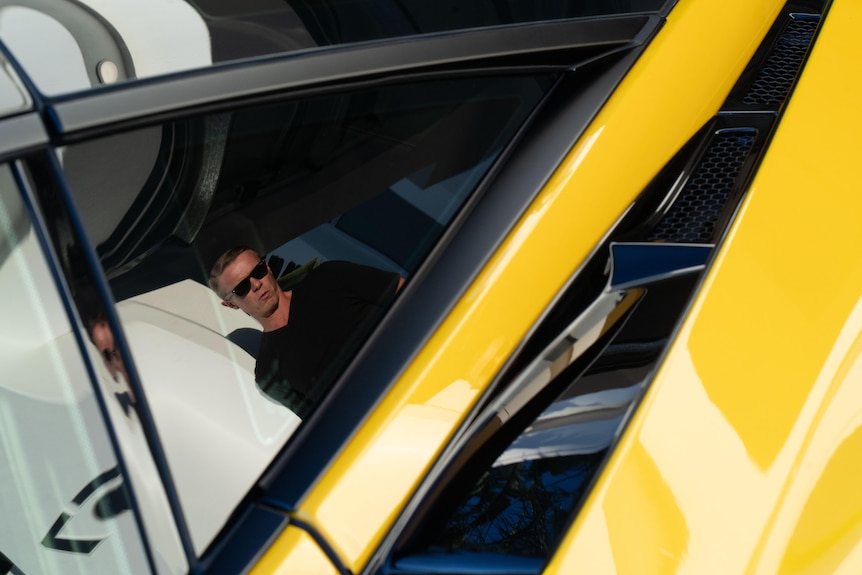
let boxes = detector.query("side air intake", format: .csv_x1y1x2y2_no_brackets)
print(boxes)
647,0,825,245
741,15,821,108
647,130,756,243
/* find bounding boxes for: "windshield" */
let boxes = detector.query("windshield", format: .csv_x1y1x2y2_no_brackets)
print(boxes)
0,0,670,96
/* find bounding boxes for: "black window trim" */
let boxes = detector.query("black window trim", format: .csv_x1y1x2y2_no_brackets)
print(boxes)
0,113,48,162
43,15,658,140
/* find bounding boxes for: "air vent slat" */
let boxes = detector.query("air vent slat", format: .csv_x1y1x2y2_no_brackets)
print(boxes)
742,16,820,108
647,131,755,244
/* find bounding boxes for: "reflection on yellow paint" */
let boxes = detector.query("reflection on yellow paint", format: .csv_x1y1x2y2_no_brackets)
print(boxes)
604,438,689,574
734,313,862,574
685,169,862,472
251,525,338,575
307,379,479,566
686,234,816,471
778,426,862,574
685,0,862,475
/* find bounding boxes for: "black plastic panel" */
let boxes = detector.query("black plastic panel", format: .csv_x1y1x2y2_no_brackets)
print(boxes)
0,114,48,161
47,16,654,139
200,504,289,575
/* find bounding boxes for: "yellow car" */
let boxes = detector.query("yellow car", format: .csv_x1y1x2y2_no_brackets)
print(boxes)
0,0,858,573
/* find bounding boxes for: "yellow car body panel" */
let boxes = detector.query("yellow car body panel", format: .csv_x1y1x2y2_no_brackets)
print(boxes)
251,525,339,575
253,0,789,571
551,1,862,573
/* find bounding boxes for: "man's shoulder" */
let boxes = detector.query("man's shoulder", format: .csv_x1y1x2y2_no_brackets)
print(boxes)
302,259,399,300
313,259,358,273
315,259,397,275
258,323,292,345
300,260,338,287
306,260,375,282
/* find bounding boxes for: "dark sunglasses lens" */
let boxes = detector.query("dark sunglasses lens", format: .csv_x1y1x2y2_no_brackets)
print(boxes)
233,278,252,297
232,260,267,298
251,260,268,279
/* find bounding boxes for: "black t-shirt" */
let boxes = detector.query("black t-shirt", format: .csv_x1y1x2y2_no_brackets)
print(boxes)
255,260,400,416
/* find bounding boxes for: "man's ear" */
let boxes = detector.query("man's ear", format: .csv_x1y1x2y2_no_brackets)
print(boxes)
221,299,239,310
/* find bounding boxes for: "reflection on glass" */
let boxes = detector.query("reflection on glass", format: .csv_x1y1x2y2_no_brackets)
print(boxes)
0,164,156,573
429,379,641,558
442,450,608,557
60,74,554,556
405,251,705,565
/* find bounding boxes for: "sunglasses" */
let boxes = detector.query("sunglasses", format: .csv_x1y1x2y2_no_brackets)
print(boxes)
225,259,268,300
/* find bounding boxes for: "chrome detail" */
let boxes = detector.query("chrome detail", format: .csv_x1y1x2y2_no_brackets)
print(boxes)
97,59,119,84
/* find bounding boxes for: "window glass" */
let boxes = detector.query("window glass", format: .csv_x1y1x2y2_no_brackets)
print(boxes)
0,163,158,574
408,387,631,561
60,73,555,556
394,260,704,569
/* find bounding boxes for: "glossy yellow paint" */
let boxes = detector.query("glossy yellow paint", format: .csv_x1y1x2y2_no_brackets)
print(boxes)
255,0,786,572
250,524,339,575
551,1,862,573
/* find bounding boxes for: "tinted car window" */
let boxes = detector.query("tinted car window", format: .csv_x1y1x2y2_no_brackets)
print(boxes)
0,163,163,574
59,73,555,555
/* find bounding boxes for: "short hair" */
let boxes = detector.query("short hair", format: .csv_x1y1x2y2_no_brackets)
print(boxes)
208,245,259,294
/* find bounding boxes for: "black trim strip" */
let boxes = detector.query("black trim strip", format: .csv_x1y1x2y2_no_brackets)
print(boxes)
199,504,289,575
47,16,653,138
0,113,48,162
276,515,352,575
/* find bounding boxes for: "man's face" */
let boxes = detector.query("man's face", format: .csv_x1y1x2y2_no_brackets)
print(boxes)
90,320,128,384
216,250,281,320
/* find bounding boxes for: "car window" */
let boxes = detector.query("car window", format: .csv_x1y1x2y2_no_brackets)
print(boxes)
0,162,164,574
389,254,705,572
59,73,556,556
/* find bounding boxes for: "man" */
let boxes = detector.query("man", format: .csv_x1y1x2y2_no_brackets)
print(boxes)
209,246,404,417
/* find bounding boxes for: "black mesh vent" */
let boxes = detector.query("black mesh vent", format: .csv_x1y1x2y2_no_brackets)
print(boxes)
648,131,755,243
742,16,819,107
